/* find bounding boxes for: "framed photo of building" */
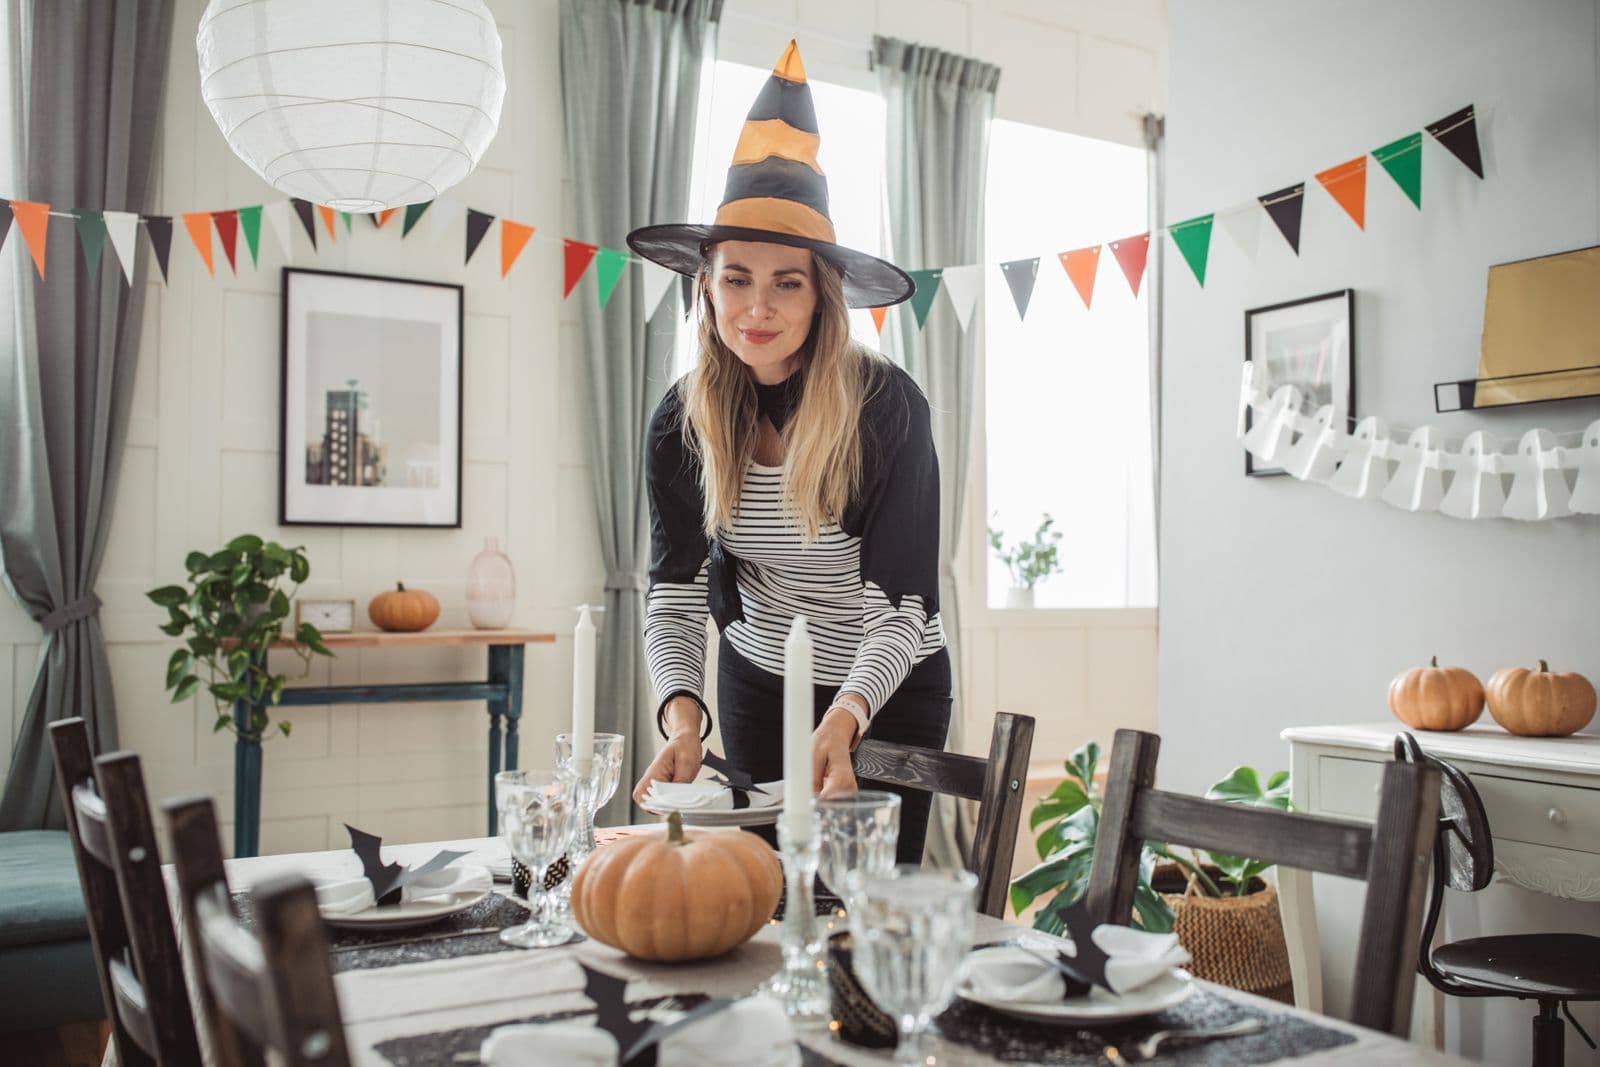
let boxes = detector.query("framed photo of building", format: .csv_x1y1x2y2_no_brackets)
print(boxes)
1243,289,1355,476
279,268,464,527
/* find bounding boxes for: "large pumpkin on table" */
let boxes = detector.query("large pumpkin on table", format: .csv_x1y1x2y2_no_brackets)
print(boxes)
571,812,781,962
367,582,440,632
1486,660,1597,737
1386,656,1484,732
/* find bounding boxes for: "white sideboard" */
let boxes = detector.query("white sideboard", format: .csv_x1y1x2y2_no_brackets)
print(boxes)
1280,722,1600,1066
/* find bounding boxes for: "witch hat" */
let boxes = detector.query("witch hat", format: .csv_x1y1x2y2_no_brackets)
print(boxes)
626,41,914,309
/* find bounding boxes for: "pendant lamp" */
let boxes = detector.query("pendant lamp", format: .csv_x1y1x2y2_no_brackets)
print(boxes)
197,0,505,213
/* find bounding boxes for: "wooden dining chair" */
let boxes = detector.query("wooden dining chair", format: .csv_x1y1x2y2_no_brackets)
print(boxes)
851,711,1035,917
46,718,201,1067
164,794,351,1067
1085,728,1440,1038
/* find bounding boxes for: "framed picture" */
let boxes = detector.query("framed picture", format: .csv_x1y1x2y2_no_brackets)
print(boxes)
279,268,464,527
1243,289,1355,477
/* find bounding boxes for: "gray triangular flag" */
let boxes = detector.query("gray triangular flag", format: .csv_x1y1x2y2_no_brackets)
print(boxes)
999,258,1040,320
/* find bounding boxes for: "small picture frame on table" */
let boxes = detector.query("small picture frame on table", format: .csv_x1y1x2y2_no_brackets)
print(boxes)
1244,289,1355,476
279,268,464,526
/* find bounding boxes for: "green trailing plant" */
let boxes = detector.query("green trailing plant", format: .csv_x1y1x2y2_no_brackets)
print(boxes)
988,513,1063,590
146,534,332,740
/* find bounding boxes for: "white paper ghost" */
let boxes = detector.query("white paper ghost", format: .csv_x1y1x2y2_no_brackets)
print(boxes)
1569,420,1600,515
1280,405,1343,483
1238,362,1261,439
1439,431,1505,520
1327,416,1391,499
1503,428,1572,520
1382,426,1446,512
1241,384,1302,467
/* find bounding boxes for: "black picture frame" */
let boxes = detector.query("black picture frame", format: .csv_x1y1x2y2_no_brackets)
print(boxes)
278,267,465,527
1244,289,1356,477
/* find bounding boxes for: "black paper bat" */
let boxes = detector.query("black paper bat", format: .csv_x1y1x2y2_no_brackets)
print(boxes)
344,824,468,905
1053,894,1114,995
700,750,768,810
579,963,736,1066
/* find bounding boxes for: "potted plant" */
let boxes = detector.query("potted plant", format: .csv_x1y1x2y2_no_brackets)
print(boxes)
988,514,1062,608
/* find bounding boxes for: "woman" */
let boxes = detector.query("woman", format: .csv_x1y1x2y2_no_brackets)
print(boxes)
625,41,950,864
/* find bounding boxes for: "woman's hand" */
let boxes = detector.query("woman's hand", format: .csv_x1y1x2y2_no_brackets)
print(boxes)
812,705,861,799
631,697,705,805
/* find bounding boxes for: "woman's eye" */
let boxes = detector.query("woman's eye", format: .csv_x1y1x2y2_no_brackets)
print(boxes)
777,280,802,291
721,275,748,287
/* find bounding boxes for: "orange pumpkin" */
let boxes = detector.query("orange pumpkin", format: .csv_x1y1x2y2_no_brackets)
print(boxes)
1386,656,1484,732
1486,660,1597,737
367,582,440,632
570,812,781,962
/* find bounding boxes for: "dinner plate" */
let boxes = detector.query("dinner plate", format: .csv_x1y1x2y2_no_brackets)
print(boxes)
642,804,783,828
958,960,1194,1024
319,865,493,931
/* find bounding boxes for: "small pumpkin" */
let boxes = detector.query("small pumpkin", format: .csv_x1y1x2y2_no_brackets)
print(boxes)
570,811,781,962
367,582,440,632
1486,660,1598,737
1386,656,1485,732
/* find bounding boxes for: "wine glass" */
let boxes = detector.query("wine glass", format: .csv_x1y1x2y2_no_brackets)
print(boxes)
496,770,578,948
555,732,625,860
847,865,977,1067
816,791,901,903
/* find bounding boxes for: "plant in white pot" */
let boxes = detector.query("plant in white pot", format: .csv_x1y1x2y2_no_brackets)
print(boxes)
988,514,1062,608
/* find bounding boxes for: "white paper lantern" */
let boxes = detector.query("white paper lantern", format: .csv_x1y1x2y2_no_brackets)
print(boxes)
197,0,505,212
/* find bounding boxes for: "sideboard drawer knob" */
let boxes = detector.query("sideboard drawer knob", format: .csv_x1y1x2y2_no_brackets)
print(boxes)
1548,807,1567,826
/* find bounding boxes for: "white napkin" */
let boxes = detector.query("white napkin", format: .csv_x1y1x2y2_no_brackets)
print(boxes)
314,865,491,917
644,779,784,813
479,995,800,1067
966,928,1190,1000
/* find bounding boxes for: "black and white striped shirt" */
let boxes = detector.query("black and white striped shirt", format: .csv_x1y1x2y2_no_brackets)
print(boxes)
644,361,947,734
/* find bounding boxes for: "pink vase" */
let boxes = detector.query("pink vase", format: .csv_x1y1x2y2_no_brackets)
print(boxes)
466,536,516,629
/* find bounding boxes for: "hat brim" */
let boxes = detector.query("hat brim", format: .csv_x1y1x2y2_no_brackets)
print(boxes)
626,224,915,309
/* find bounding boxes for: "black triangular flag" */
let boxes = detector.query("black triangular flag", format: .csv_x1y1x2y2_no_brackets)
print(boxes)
680,273,694,319
1258,182,1305,255
143,215,173,282
999,257,1040,320
290,198,318,249
1425,104,1484,179
465,209,494,265
0,198,11,255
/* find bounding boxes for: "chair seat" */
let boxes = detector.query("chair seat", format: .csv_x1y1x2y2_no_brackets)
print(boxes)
0,830,90,947
1432,934,1600,1000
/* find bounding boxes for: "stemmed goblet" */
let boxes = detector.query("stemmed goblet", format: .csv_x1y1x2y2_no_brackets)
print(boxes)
496,770,578,948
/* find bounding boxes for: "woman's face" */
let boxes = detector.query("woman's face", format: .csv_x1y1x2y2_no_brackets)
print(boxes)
707,241,817,384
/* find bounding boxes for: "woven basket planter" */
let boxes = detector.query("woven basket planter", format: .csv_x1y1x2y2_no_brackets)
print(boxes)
1152,862,1293,1003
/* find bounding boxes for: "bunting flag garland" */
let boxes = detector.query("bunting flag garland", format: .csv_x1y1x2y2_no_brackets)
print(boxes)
594,247,629,308
373,208,397,229
291,198,318,248
237,204,263,267
999,257,1040,320
0,199,11,257
10,199,50,277
1169,214,1214,286
464,208,494,265
1058,246,1100,309
869,306,887,335
1373,132,1423,208
144,215,173,282
679,274,694,319
402,201,430,237
1259,183,1305,254
907,268,943,326
340,211,354,235
263,200,293,258
1108,233,1149,297
1315,156,1368,229
640,259,676,319
104,210,140,284
317,204,338,242
428,196,462,250
939,264,983,330
74,210,107,278
1217,202,1262,262
1425,104,1483,179
182,211,215,276
213,209,240,274
500,220,534,278
563,239,598,297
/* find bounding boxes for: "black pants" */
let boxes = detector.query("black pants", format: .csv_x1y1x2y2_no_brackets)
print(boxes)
716,634,952,865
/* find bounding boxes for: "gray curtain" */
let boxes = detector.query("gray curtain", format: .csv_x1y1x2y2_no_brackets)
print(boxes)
874,35,1000,871
560,0,720,824
0,0,174,830
1143,113,1164,567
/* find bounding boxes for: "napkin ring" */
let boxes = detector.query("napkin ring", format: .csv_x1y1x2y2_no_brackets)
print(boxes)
827,932,897,1048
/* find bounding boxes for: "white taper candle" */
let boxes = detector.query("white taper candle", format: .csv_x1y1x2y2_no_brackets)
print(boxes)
783,615,813,840
572,604,596,774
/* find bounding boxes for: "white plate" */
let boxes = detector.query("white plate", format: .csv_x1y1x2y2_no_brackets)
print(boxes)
642,804,782,828
319,865,493,931
958,959,1194,1024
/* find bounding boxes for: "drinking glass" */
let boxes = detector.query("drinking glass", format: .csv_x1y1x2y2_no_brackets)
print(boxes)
554,732,625,860
816,791,901,901
847,865,977,1067
496,770,578,948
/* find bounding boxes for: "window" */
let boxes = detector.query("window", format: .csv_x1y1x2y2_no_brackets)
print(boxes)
677,60,887,375
983,120,1156,609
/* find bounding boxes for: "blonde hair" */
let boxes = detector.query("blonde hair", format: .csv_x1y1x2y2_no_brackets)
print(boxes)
680,250,882,541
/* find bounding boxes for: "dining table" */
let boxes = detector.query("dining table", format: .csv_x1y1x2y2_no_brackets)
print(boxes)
166,829,1480,1067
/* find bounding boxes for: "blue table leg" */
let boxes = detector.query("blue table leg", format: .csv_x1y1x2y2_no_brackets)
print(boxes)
504,645,523,774
233,699,262,858
487,644,508,835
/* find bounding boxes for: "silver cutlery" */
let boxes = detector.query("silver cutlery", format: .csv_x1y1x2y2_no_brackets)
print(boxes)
332,925,499,952
1134,1018,1264,1059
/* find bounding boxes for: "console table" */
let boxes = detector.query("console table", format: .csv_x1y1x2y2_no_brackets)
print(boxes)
232,628,555,858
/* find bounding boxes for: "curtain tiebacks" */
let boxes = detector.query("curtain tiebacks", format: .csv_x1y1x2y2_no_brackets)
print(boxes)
42,592,103,633
603,571,647,592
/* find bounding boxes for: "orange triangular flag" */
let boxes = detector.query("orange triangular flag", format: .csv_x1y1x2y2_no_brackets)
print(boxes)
9,200,50,277
1058,246,1101,309
182,211,215,276
374,208,397,228
500,220,535,278
318,204,338,241
870,306,887,335
1315,155,1367,230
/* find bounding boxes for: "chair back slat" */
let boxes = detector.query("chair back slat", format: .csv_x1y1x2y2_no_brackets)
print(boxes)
71,784,117,867
195,890,274,1046
110,955,159,1055
853,740,987,799
1129,791,1373,879
254,876,353,1067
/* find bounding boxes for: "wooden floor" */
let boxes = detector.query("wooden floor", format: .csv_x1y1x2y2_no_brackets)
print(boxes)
0,1020,107,1067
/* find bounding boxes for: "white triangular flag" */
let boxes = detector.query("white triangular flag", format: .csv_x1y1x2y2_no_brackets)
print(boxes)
1217,201,1262,261
103,211,141,285
262,200,294,257
429,196,465,250
939,264,983,332
640,259,676,320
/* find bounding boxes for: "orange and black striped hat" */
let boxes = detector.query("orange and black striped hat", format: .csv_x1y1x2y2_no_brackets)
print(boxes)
627,41,914,308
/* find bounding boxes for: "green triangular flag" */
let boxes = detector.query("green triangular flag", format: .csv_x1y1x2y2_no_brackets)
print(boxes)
402,201,431,237
907,269,943,329
595,247,629,308
237,205,262,267
1168,213,1214,286
1373,131,1423,208
74,210,107,278
340,211,354,234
